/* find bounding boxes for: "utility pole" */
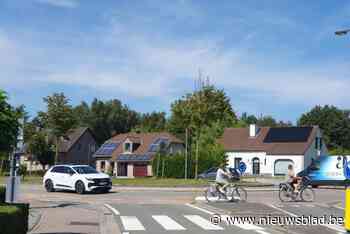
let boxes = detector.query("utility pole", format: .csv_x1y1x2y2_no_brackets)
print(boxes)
195,132,199,179
185,128,188,180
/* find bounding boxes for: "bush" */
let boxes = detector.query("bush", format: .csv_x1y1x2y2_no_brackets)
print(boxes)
0,186,5,203
18,165,27,179
0,203,29,234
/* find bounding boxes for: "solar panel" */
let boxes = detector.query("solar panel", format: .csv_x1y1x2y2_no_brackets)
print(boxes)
148,138,169,152
95,142,120,155
263,127,313,143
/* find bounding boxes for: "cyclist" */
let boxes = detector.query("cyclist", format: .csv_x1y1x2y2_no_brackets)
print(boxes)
215,163,231,194
286,164,301,192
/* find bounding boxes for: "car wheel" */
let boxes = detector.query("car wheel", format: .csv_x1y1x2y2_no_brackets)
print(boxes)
45,179,55,192
75,181,85,194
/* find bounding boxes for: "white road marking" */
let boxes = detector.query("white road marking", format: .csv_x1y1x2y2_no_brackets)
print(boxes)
184,215,224,230
185,203,214,215
195,196,238,201
104,204,120,215
186,203,270,233
268,203,346,233
120,216,145,231
152,215,186,230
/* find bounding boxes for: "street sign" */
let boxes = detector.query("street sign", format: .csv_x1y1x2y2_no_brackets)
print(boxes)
344,156,350,180
238,161,247,174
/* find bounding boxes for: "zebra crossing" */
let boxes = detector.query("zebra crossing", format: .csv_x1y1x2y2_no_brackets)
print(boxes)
105,203,275,234
119,214,224,231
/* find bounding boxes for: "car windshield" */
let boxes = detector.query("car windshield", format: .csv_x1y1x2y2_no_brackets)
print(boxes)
73,166,98,174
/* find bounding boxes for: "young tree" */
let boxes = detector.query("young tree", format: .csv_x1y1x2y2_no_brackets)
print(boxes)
168,85,236,178
44,93,77,164
28,132,54,169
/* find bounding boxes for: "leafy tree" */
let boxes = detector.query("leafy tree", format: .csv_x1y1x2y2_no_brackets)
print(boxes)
44,93,77,163
168,85,235,178
257,115,277,127
241,112,258,125
0,90,19,152
168,85,236,137
298,105,350,151
28,132,54,169
134,112,167,133
74,98,139,144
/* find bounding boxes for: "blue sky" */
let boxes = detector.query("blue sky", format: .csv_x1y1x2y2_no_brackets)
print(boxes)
1,0,350,122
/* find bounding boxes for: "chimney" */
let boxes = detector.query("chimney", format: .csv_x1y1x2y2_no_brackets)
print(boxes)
249,124,258,137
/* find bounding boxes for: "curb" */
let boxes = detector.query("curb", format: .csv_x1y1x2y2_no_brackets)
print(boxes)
28,209,42,233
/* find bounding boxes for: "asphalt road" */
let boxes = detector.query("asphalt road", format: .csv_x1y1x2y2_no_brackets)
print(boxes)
18,184,347,234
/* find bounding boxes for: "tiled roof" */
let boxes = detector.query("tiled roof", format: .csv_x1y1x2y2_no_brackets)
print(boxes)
218,126,318,155
94,132,183,161
58,127,90,153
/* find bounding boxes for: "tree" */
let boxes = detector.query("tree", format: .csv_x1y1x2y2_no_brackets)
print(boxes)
0,90,19,152
298,105,350,151
168,85,236,137
28,132,54,169
257,115,277,127
44,93,77,164
168,85,236,178
74,98,139,144
0,90,21,174
134,112,167,133
241,112,258,125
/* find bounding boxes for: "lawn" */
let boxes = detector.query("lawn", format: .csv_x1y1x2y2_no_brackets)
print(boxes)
0,176,43,185
0,176,271,187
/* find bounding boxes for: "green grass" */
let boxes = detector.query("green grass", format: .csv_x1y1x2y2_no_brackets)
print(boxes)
112,178,209,187
0,176,42,185
0,176,271,187
0,205,19,214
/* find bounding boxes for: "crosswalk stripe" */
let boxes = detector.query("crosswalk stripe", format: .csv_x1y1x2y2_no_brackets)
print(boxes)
120,216,145,231
184,215,224,230
152,215,186,230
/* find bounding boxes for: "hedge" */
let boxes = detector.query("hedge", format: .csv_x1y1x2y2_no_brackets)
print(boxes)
0,186,5,203
0,203,29,234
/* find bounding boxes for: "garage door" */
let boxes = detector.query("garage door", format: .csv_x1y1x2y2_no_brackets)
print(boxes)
274,159,294,176
134,164,147,177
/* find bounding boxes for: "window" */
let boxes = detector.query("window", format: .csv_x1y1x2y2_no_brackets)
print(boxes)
124,142,132,153
77,143,82,151
319,138,323,149
252,157,260,175
234,158,242,168
101,161,106,170
64,167,75,174
51,166,64,173
315,137,318,149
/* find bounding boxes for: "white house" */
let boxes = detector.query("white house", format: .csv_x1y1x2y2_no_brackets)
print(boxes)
218,125,328,176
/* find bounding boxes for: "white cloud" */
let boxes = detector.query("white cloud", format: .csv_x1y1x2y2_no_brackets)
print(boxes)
35,0,78,8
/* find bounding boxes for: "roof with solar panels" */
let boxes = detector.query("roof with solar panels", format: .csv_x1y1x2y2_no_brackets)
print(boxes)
93,132,183,161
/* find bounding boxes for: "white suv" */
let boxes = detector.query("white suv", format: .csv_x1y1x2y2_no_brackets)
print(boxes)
43,165,112,194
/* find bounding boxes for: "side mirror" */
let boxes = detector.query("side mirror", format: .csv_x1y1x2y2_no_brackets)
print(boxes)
69,171,75,176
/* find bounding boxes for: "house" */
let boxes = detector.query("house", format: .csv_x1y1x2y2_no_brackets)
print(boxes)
93,132,184,178
218,124,328,176
57,127,97,166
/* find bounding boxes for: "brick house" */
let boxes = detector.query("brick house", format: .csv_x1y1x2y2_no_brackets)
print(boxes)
57,127,97,166
93,132,184,178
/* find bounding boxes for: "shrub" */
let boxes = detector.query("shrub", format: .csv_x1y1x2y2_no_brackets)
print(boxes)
0,203,29,234
0,186,5,203
18,165,27,179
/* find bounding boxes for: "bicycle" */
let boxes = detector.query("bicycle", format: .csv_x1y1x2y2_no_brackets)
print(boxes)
279,176,315,202
204,179,247,202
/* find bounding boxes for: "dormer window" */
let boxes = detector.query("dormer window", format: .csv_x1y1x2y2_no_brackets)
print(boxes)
124,142,132,153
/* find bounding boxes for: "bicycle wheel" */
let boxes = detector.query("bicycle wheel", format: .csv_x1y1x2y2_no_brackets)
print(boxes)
279,186,292,202
231,186,247,202
301,187,315,202
205,185,220,202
